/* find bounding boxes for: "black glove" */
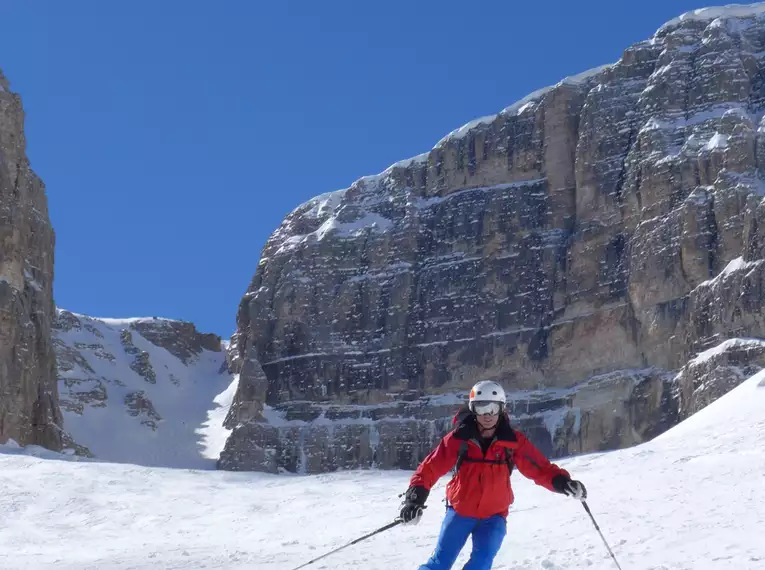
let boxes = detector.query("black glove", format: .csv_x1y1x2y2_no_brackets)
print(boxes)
552,475,587,500
399,486,429,525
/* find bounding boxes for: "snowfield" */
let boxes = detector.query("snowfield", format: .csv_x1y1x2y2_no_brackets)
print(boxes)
54,311,236,468
2,368,764,569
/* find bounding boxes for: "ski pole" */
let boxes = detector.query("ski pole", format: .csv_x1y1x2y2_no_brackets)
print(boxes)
290,518,402,570
581,500,623,570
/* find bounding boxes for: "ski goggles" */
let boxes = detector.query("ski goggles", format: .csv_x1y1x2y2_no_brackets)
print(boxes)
471,401,502,416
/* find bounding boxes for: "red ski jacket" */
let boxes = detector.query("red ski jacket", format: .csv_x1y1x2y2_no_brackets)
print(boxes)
409,409,569,519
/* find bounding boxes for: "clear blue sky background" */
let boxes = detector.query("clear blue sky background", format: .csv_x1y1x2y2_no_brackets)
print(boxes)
0,0,708,338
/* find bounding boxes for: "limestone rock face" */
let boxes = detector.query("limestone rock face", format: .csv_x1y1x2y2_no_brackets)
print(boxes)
221,7,765,473
0,67,62,449
124,390,162,431
120,330,158,385
673,337,765,417
131,319,222,365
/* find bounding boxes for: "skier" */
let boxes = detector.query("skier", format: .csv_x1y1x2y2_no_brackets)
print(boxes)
398,380,587,570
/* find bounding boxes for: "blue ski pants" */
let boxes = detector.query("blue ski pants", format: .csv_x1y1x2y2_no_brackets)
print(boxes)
418,507,507,570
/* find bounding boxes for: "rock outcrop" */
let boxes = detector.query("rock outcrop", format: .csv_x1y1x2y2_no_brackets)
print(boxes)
130,319,222,365
221,6,765,473
0,67,62,449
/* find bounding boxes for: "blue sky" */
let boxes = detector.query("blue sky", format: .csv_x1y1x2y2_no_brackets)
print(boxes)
0,0,708,338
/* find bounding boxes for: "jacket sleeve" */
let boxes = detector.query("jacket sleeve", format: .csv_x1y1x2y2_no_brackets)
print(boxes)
409,432,461,491
512,431,570,492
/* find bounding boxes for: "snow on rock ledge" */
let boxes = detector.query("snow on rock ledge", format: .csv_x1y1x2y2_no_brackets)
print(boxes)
658,3,765,34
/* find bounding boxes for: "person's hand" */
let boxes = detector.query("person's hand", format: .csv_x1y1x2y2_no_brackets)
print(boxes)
552,475,587,500
399,486,429,525
399,502,424,524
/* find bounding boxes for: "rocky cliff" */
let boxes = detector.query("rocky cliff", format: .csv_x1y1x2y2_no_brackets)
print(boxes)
0,67,61,450
54,310,235,468
220,5,765,473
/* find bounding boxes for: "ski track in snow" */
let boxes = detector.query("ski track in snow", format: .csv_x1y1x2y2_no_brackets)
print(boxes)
2,368,765,569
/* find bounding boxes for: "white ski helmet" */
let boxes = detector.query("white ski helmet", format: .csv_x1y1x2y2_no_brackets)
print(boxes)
468,380,506,414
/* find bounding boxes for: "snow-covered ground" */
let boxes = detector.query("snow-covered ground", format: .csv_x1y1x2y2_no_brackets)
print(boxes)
2,367,764,569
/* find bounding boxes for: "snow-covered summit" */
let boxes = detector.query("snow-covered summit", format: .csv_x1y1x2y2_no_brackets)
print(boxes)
658,2,765,33
53,309,237,469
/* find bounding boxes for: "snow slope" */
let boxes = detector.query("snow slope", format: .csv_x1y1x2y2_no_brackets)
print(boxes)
54,311,236,469
2,361,764,569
